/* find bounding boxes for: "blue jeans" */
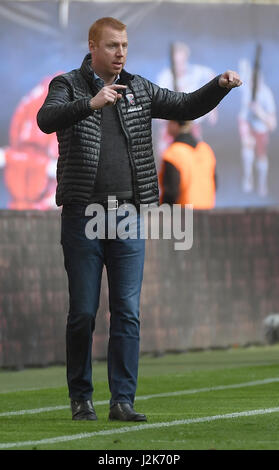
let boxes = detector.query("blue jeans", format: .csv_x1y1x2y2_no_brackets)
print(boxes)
61,206,145,407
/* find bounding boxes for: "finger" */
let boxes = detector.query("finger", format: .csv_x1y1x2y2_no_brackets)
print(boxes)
104,90,118,101
108,84,128,90
106,92,124,103
106,91,120,105
104,95,117,105
231,78,242,87
113,94,124,105
228,71,234,83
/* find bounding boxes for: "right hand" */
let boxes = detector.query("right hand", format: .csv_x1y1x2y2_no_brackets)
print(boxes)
89,84,127,110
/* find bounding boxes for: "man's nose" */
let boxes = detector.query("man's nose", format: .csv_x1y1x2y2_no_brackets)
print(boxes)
116,47,124,56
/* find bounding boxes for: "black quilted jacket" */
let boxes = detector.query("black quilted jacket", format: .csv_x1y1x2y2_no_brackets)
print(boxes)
37,53,229,207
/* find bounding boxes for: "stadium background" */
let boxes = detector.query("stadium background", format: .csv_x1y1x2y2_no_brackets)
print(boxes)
0,0,279,368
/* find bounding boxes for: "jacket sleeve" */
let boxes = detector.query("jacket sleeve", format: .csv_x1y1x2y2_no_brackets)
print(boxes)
37,76,93,134
142,75,230,121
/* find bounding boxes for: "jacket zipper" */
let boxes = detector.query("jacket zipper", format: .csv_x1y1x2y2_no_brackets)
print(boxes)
116,103,140,206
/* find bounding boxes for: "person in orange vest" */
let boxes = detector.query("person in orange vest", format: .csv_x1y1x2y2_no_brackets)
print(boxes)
159,120,217,209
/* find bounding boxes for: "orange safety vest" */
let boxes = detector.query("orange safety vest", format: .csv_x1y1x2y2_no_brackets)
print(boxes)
159,141,216,209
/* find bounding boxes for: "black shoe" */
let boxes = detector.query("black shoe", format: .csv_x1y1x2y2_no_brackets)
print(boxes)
71,399,97,421
109,403,147,422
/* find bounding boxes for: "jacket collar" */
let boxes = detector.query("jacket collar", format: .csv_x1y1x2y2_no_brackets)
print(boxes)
80,53,134,89
174,132,198,148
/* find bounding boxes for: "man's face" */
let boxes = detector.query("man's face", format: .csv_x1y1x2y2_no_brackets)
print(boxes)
167,121,180,138
89,26,128,79
173,44,190,76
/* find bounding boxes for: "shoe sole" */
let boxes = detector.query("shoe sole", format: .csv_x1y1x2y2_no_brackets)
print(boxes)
109,416,147,422
72,415,98,421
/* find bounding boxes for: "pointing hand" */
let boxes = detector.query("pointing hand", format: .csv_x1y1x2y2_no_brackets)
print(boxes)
219,70,242,89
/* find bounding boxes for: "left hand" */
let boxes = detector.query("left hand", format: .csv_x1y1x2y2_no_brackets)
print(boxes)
219,70,242,89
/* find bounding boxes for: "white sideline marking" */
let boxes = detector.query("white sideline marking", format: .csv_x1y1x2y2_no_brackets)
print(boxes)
1,407,279,449
0,377,278,418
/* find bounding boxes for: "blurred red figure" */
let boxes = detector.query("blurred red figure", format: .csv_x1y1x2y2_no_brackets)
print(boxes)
1,77,59,209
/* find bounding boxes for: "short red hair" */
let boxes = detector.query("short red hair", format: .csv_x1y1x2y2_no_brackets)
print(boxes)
88,17,126,44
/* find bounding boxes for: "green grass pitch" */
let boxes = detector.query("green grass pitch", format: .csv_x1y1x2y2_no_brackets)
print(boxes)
0,345,279,450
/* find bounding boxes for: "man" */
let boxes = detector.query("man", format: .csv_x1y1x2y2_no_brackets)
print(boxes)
238,59,276,196
157,42,217,158
159,120,217,209
37,17,242,422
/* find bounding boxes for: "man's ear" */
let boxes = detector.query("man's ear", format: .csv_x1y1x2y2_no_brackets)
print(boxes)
89,39,96,52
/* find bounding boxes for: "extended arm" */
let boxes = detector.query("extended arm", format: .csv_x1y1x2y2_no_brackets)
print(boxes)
144,70,242,121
